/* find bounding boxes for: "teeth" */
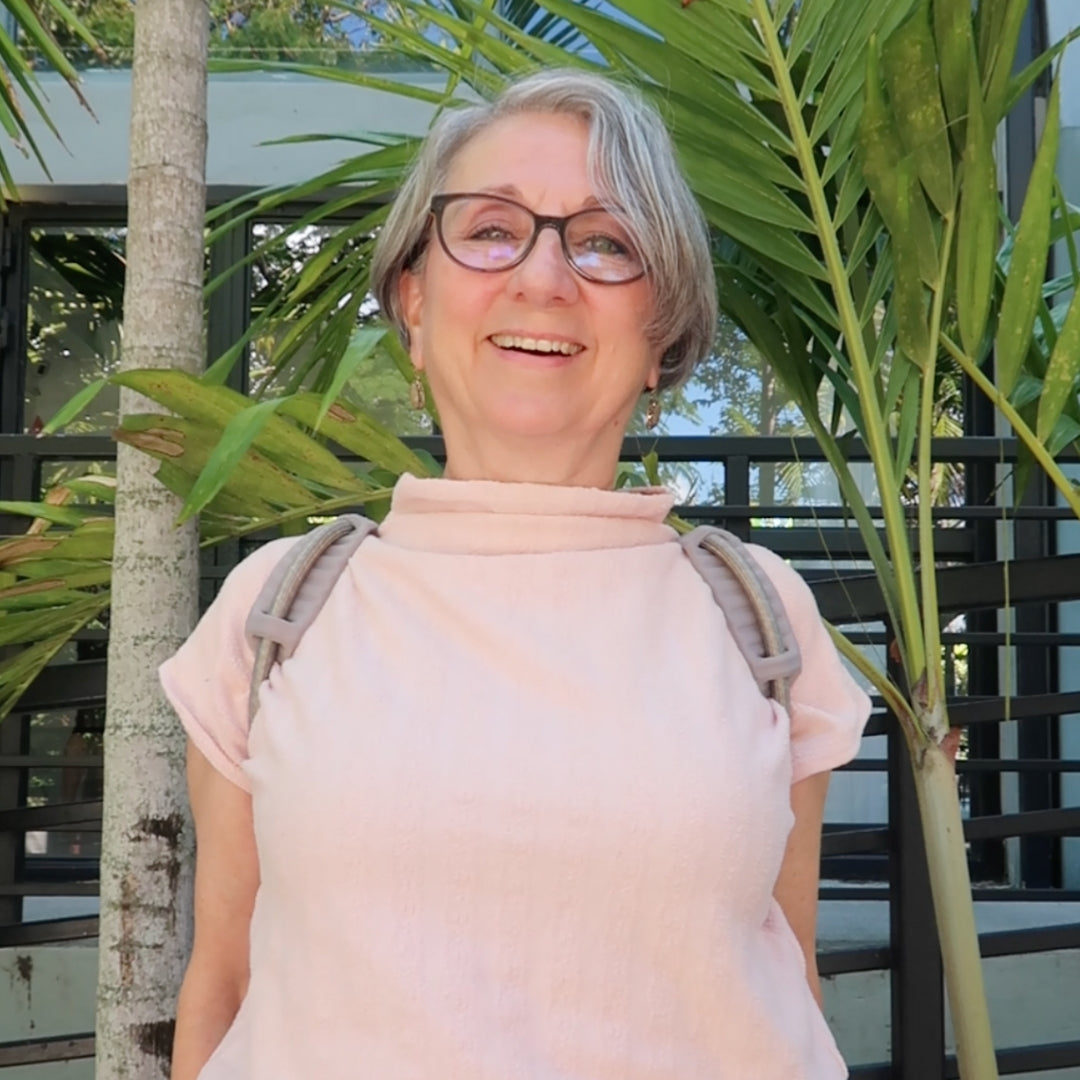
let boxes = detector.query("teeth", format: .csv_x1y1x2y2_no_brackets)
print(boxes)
491,334,583,355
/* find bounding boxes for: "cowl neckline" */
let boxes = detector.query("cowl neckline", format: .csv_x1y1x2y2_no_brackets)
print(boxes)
376,473,677,555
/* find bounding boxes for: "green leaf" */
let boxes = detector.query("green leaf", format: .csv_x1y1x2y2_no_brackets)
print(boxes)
1003,25,1080,120
1036,286,1080,444
891,167,932,364
178,398,294,523
974,0,1009,84
881,0,954,215
788,0,841,77
39,527,114,562
559,0,776,96
112,370,365,494
1045,413,1080,459
276,395,435,480
713,270,813,408
956,59,999,357
981,0,1028,123
857,41,938,284
892,365,922,476
0,626,104,718
39,377,109,435
932,0,974,149
115,415,318,515
809,0,918,146
996,76,1061,398
642,450,661,487
675,142,813,231
13,558,111,582
314,326,389,430
0,597,106,648
0,501,92,527
52,476,117,504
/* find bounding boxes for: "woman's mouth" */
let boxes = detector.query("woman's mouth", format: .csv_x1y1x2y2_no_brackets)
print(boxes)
488,333,585,358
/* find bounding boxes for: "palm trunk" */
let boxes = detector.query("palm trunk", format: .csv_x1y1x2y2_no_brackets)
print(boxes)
95,1,208,1076
910,726,999,1079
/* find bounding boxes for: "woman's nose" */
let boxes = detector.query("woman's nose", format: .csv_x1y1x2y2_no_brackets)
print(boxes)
508,227,580,304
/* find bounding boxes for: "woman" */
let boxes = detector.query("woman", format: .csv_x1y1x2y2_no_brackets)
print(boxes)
162,69,870,1079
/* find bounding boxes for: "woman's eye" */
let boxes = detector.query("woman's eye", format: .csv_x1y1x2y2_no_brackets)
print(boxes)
582,233,630,257
467,222,519,242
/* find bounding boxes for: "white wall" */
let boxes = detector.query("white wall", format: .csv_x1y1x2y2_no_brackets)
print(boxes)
5,68,446,195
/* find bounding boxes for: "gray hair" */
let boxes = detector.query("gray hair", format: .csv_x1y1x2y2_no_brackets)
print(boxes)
371,68,717,391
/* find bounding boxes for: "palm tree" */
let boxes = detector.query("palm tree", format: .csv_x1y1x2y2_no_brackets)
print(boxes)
91,0,209,1075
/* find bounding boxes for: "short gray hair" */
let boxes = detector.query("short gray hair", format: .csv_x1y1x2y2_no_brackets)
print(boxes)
371,68,717,391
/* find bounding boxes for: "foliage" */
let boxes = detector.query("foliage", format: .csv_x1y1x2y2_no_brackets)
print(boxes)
27,0,389,67
25,227,126,436
0,365,441,713
0,0,99,203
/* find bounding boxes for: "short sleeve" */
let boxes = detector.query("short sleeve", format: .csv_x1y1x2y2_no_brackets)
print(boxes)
747,544,872,784
159,537,300,791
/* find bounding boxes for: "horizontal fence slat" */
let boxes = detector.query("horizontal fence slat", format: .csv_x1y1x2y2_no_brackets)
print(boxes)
0,1034,95,1067
0,756,104,769
0,881,99,897
0,801,102,831
979,922,1080,959
0,915,98,947
818,946,892,976
7,432,1078,465
964,807,1080,841
951,691,1080,726
823,887,1080,902
814,555,1080,624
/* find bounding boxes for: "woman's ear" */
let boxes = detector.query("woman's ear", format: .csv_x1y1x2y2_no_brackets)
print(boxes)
399,268,425,370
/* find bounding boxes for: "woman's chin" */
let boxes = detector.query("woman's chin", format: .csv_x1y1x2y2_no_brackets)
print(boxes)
479,397,580,440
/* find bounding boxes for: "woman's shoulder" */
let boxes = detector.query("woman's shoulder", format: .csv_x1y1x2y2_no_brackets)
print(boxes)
741,541,820,628
741,541,872,779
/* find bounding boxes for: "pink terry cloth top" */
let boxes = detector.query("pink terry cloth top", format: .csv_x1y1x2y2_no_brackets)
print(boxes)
160,473,871,1080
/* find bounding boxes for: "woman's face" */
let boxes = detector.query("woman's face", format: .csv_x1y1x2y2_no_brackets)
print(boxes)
399,111,661,472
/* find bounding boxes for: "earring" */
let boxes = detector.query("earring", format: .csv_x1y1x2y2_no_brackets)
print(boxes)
409,375,426,411
644,390,661,431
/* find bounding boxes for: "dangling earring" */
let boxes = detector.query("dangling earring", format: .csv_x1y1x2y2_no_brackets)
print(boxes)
409,375,426,411
644,390,661,431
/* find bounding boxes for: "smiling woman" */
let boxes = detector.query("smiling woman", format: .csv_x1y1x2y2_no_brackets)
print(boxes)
161,68,870,1080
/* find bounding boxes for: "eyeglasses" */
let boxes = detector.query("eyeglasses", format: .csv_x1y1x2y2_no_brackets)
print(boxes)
428,192,646,284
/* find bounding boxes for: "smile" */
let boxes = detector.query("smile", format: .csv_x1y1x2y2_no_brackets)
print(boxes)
489,333,585,356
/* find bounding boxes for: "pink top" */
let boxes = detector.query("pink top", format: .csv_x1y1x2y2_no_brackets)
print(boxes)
160,474,870,1080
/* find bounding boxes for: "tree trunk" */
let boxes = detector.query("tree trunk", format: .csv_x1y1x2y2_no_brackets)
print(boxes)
912,727,999,1079
95,2,208,1076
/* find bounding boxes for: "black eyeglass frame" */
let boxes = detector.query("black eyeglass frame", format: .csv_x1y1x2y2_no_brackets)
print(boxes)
427,192,647,285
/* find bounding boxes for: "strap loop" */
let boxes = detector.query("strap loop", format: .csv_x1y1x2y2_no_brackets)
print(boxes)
245,514,376,722
679,526,802,711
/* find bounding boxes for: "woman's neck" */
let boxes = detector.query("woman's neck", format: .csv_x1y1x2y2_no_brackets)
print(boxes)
441,430,622,490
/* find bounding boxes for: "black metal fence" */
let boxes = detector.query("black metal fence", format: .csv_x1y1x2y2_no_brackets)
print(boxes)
2,431,1079,1076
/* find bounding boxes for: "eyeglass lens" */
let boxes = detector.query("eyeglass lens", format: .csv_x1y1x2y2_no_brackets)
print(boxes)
437,196,644,283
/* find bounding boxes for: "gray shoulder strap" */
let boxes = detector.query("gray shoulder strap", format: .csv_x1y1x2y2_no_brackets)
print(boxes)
245,514,377,723
680,526,802,710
